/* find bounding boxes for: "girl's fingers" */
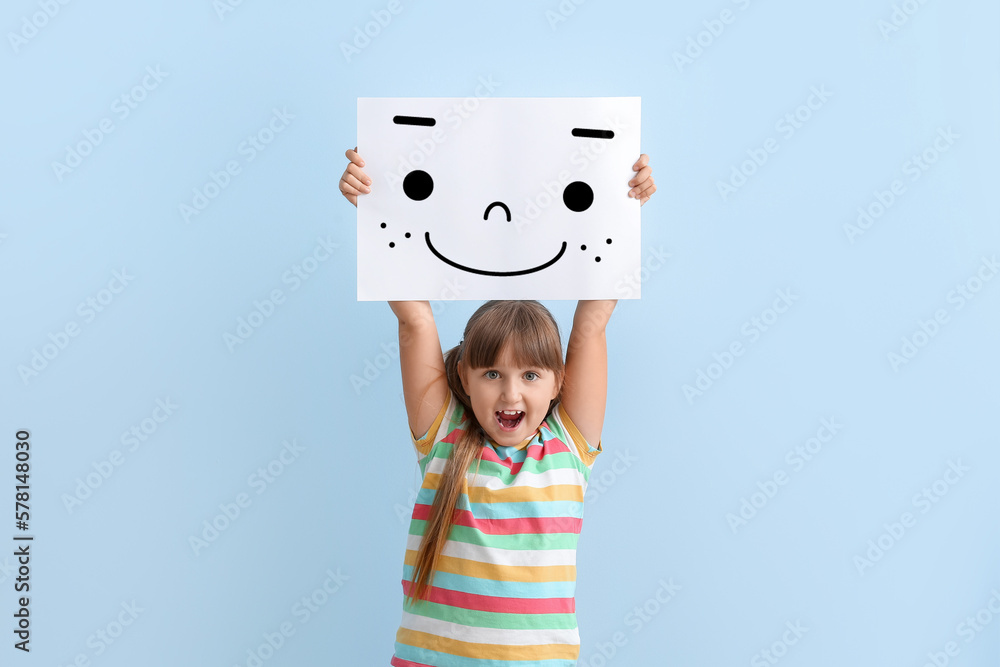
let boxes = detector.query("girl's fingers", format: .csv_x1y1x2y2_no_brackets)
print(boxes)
629,164,652,187
345,146,365,167
339,172,360,194
630,180,656,200
347,162,371,186
339,178,360,207
342,172,369,193
342,147,366,207
629,176,655,199
635,181,656,201
632,153,649,172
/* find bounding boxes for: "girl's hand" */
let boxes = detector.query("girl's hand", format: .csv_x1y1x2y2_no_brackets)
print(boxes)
339,146,371,207
628,154,656,206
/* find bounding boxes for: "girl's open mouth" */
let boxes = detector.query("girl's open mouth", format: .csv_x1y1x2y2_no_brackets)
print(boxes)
495,410,524,432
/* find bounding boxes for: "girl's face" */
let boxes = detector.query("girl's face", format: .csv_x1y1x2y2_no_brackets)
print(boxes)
458,343,562,447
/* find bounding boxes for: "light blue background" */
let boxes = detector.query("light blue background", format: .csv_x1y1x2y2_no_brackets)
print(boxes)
1,1,998,665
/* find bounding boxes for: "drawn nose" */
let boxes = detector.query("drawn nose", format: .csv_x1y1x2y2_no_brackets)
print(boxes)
483,201,511,222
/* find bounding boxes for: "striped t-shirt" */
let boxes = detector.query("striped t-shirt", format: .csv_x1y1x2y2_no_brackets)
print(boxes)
391,391,602,667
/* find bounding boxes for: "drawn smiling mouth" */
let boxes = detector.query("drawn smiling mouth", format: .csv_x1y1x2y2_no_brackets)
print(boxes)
424,232,567,277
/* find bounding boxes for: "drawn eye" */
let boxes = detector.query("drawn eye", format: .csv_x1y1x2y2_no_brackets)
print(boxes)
563,181,593,212
403,170,434,201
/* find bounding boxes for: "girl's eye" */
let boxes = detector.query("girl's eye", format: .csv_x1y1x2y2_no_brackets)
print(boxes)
485,370,500,379
524,372,539,381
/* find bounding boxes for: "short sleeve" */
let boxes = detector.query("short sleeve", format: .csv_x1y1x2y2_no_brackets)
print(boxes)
410,392,457,460
553,403,602,468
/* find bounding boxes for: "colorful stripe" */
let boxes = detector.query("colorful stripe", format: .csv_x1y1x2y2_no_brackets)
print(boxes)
400,579,575,614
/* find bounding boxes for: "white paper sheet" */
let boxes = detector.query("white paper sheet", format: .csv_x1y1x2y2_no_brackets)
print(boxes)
357,97,641,300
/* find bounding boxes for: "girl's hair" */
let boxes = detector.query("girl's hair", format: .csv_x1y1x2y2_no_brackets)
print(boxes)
405,300,565,605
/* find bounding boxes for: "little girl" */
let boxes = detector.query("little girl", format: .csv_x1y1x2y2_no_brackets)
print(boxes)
341,149,655,667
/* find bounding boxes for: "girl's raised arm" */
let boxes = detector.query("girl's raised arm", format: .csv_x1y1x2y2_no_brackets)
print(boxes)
340,149,449,438
389,301,450,440
560,299,617,448
559,154,654,444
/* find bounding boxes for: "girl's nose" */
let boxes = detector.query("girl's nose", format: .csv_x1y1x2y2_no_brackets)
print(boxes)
500,379,521,400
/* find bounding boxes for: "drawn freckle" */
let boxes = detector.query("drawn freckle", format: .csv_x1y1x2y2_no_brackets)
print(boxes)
405,232,411,238
580,244,587,251
389,242,395,248
606,238,612,244
595,256,601,262
380,222,386,229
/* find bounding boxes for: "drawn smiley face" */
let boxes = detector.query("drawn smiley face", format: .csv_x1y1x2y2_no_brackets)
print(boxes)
381,115,618,276
356,96,640,301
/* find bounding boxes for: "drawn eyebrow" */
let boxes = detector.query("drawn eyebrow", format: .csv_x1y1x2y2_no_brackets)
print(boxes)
572,128,614,139
393,115,436,127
